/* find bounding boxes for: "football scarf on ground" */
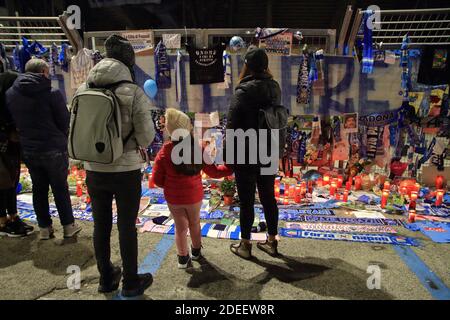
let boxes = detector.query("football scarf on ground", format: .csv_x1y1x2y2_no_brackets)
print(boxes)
291,215,406,227
285,222,397,234
280,228,418,246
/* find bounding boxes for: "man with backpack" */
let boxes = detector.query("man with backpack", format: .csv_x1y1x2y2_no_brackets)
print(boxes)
6,59,80,240
71,35,155,297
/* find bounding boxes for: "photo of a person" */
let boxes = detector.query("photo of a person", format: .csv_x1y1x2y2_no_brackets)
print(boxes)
343,113,358,133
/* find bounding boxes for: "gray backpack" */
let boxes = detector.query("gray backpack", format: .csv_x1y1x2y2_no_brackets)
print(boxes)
68,81,134,164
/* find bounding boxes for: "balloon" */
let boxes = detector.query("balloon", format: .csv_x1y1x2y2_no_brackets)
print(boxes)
144,79,158,99
229,36,246,51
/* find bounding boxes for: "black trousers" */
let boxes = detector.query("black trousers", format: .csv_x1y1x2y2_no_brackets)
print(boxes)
234,166,279,240
0,141,20,218
23,151,74,228
86,170,142,289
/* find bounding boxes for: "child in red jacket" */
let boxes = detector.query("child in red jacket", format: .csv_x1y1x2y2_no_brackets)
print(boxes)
152,108,232,268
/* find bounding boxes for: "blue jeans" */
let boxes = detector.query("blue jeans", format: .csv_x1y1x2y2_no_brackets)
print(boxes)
23,151,74,228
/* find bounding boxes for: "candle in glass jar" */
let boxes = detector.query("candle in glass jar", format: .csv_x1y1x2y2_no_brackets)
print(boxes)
148,174,155,188
337,176,344,188
335,193,341,200
295,185,301,203
400,186,408,195
284,185,290,198
409,191,418,210
383,181,390,191
435,175,445,189
435,189,444,206
275,185,280,198
330,181,337,196
381,190,389,208
414,183,420,192
343,190,349,202
283,195,289,205
323,175,330,185
316,178,323,187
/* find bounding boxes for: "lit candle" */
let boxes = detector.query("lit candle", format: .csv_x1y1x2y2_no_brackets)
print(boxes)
308,181,313,194
435,189,444,206
400,186,408,196
284,185,290,198
330,180,337,196
408,209,416,223
337,176,344,188
275,185,280,198
414,183,420,193
381,190,389,209
354,176,362,190
435,175,445,190
335,193,341,200
283,195,289,205
343,190,349,202
295,185,301,203
76,180,83,197
323,175,330,186
409,191,418,210
383,181,390,191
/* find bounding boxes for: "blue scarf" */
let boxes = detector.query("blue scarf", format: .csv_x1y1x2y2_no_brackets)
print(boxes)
154,41,171,89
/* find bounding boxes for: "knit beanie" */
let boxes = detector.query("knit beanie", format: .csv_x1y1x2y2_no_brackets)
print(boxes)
105,34,135,68
165,108,192,141
244,45,269,73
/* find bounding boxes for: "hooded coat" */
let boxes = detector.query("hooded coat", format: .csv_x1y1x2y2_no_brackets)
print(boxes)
76,58,155,172
6,72,69,153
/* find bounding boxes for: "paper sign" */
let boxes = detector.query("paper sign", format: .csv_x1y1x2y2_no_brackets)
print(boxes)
162,34,181,49
259,32,293,56
195,112,220,128
120,29,154,52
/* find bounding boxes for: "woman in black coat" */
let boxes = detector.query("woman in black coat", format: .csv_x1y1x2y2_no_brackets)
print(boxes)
227,46,281,259
0,70,33,237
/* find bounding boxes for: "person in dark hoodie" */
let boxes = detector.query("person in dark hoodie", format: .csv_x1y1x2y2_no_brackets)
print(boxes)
227,46,280,259
6,59,81,240
0,70,34,237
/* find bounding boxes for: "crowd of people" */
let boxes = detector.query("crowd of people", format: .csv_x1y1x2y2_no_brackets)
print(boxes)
0,35,281,297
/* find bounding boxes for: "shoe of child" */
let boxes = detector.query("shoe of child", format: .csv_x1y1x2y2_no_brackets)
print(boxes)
178,255,191,269
191,246,202,261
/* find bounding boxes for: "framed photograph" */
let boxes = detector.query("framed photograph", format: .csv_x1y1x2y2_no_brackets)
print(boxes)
342,113,358,133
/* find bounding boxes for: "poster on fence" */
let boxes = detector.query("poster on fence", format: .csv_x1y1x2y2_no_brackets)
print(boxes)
120,29,154,53
259,32,293,56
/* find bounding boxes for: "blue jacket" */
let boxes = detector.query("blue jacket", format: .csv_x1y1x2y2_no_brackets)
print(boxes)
6,73,69,153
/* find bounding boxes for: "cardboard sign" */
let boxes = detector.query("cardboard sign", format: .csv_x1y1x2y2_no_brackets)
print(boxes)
162,34,181,49
259,32,293,56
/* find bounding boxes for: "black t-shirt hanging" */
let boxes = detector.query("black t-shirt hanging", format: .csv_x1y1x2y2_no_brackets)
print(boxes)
417,45,450,85
187,44,226,84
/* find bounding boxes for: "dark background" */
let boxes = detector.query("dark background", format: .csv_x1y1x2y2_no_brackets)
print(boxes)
1,0,449,31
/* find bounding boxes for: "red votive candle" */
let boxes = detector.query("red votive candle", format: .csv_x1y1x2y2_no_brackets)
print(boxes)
414,183,420,193
383,181,390,191
330,180,337,196
317,178,323,187
337,176,344,188
381,190,389,209
435,175,445,190
409,191,418,210
148,174,155,188
76,180,83,197
275,185,280,198
345,180,352,191
435,189,444,206
335,193,341,200
343,190,349,202
408,209,416,223
323,175,330,186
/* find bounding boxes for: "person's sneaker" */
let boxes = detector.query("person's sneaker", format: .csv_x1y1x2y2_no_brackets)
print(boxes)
15,218,34,235
63,223,82,238
191,246,202,261
98,266,122,293
121,273,153,298
178,255,191,269
39,226,55,240
257,239,279,257
0,220,27,238
230,241,252,260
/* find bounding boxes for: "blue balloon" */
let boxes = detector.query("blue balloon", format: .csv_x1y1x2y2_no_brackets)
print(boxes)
144,79,158,99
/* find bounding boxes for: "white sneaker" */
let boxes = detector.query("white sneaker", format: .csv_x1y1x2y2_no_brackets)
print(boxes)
39,226,55,240
63,223,82,238
177,255,191,269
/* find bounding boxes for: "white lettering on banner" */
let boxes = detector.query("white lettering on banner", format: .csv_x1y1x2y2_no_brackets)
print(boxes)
367,265,382,289
66,265,81,290
66,5,81,30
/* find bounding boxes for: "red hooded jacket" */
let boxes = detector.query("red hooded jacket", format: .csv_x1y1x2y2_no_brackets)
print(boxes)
152,142,233,205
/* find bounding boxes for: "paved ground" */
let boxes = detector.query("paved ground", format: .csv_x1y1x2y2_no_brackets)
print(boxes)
1,214,449,300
